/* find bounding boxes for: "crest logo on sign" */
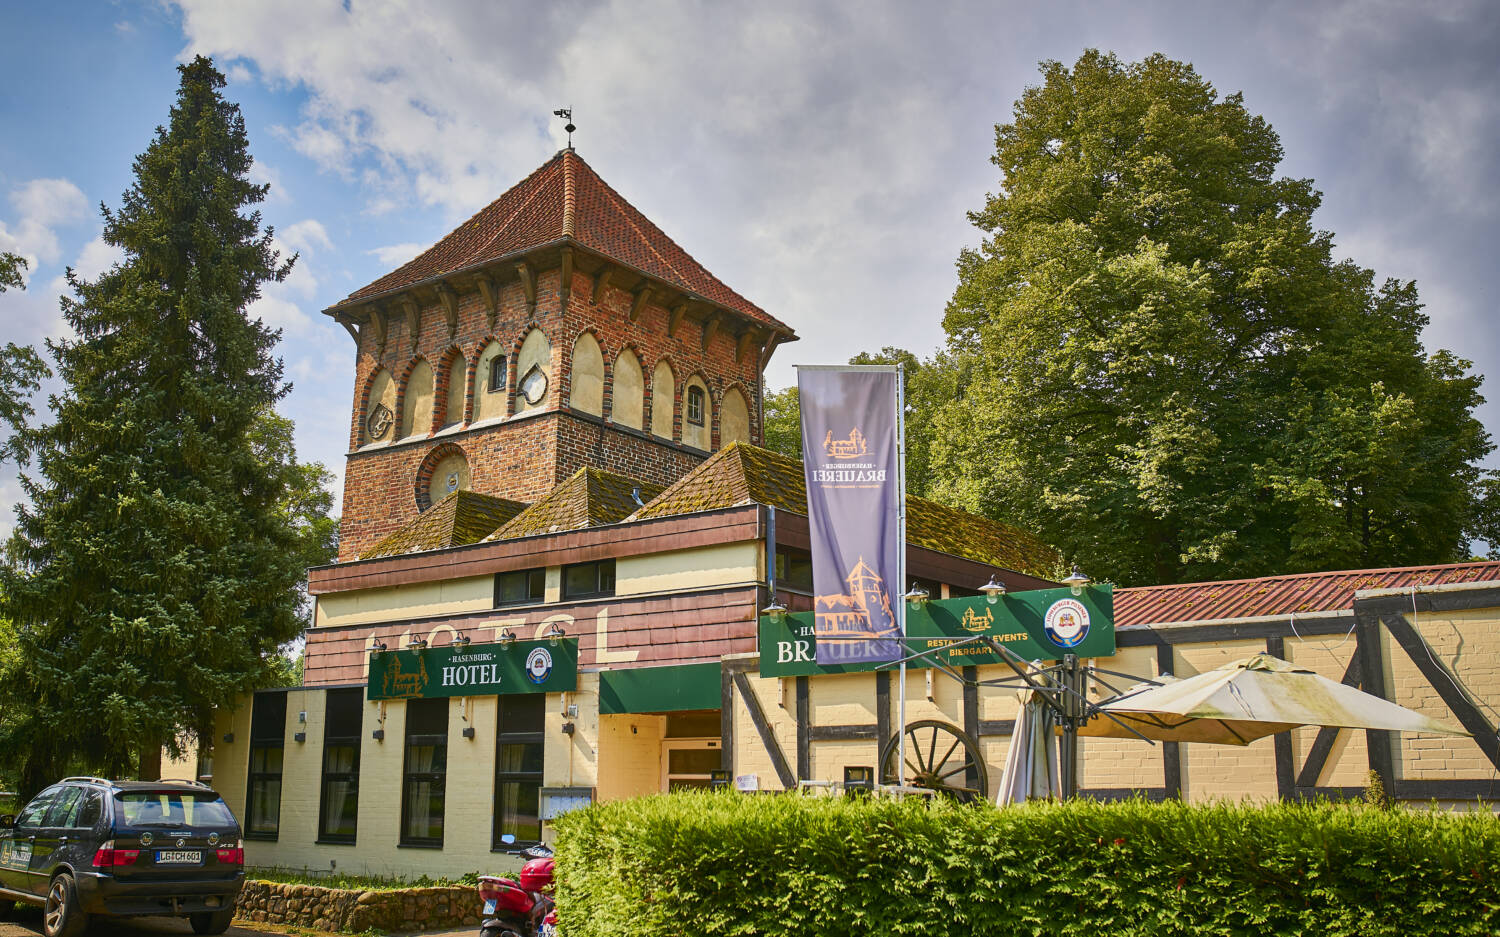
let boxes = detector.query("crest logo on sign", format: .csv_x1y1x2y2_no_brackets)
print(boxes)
526,647,554,685
1043,598,1090,648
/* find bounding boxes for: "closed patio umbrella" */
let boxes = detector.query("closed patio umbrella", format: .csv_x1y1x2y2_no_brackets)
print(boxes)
1079,653,1467,746
996,672,1060,804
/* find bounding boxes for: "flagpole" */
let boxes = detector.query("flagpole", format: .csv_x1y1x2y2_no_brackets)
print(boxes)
895,364,907,788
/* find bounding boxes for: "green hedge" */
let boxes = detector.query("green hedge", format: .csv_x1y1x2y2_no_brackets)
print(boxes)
553,792,1500,936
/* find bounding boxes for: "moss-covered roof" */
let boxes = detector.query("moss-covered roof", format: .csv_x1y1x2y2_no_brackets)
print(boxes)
630,442,1060,577
484,467,665,541
361,490,528,560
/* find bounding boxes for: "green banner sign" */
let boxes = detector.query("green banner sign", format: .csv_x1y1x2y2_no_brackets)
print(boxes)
759,586,1114,677
367,639,578,700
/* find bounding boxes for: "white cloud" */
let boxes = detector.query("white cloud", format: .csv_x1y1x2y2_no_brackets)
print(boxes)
0,178,91,282
71,236,125,281
366,242,425,265
280,218,333,254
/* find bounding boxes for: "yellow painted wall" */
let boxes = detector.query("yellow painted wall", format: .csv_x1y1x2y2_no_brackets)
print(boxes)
399,359,435,439
616,543,759,596
569,333,604,416
475,341,508,422
1385,608,1500,781
545,675,600,792
362,370,396,446
720,387,750,446
650,361,674,439
314,575,494,629
444,356,467,426
515,329,551,415
611,350,644,430
430,452,471,499
597,713,664,801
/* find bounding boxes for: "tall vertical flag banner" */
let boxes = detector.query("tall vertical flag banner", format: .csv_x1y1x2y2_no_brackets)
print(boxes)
797,366,904,665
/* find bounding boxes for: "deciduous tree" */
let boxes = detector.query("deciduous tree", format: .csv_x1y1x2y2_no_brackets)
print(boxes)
932,50,1493,584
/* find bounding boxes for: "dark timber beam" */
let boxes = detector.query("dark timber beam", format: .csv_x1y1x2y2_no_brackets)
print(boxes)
591,264,615,305
736,329,759,364
367,305,388,356
400,296,421,352
476,276,500,333
1354,609,1398,798
1266,636,1296,800
629,285,653,323
796,676,810,781
558,246,574,310
701,311,721,352
1156,643,1182,798
515,261,537,319
436,281,459,339
1294,654,1362,790
337,315,358,344
730,670,796,789
875,670,891,773
963,666,980,792
668,302,689,338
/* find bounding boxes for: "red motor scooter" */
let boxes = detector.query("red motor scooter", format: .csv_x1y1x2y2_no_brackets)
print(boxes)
478,835,557,937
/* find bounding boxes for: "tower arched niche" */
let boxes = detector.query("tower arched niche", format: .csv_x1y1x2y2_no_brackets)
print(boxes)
612,347,644,430
720,385,751,447
514,327,552,415
438,348,467,428
569,331,605,417
650,359,675,440
399,358,435,440
360,367,397,446
474,339,509,422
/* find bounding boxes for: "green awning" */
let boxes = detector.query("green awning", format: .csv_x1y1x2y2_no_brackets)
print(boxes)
598,663,721,714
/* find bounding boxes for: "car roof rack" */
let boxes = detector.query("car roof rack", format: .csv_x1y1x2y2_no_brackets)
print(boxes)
60,776,115,786
155,778,212,789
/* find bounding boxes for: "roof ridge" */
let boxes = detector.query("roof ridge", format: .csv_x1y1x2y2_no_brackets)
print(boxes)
561,149,577,238
1118,559,1500,594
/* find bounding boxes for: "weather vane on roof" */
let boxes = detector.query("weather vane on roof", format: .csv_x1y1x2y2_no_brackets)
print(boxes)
553,107,575,148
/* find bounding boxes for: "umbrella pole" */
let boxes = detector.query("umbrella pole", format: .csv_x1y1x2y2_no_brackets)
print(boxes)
1059,653,1083,798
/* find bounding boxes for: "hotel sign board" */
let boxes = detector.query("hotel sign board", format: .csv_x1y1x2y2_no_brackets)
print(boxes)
367,638,578,700
760,586,1115,678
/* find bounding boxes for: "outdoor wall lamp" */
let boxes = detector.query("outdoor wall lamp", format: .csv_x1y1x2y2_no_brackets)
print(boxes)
221,733,234,745
498,629,518,646
980,575,1007,604
293,732,306,743
462,727,476,740
1062,566,1091,597
407,637,428,650
370,640,387,655
454,631,471,647
903,584,930,609
760,600,788,623
371,729,385,742
544,623,567,647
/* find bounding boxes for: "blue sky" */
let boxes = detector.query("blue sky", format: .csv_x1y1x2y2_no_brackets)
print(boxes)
3,1,1499,536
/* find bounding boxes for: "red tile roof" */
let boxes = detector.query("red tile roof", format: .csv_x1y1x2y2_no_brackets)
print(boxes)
1115,561,1500,627
330,149,792,336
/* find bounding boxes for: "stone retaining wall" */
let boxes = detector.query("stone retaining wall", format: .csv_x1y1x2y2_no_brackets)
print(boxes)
235,879,484,933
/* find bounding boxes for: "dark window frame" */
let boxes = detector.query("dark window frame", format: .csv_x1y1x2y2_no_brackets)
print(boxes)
562,559,615,600
492,695,545,850
400,698,449,849
317,688,364,845
488,355,507,394
494,567,546,608
774,546,814,594
685,385,706,426
245,692,287,841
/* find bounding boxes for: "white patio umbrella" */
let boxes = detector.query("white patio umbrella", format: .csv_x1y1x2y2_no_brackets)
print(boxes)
1079,653,1467,746
996,670,1060,804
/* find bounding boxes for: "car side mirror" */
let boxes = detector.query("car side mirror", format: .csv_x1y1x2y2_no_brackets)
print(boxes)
0,815,14,830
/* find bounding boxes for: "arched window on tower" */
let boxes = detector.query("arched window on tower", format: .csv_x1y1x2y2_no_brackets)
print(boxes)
475,341,508,422
683,377,710,451
720,386,750,446
651,360,675,439
362,368,396,446
399,359,435,439
569,332,604,417
612,349,644,430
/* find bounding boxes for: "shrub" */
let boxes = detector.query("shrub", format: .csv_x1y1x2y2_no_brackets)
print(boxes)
553,792,1500,936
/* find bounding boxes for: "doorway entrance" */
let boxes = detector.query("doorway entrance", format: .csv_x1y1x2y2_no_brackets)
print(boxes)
658,710,722,791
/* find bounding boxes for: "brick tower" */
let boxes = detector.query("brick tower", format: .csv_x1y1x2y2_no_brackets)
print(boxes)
323,150,797,561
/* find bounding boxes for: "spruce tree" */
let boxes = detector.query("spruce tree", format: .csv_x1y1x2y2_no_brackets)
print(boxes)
2,57,334,792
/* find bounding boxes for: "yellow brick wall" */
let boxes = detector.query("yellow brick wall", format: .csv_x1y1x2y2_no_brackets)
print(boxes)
731,670,800,790
1079,645,1163,791
597,713,665,800
1283,633,1370,787
1385,609,1500,782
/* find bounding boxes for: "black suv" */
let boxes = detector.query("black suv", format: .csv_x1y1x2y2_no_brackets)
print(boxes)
0,777,244,936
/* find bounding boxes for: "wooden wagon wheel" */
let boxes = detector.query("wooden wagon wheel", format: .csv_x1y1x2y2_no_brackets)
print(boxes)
879,719,989,803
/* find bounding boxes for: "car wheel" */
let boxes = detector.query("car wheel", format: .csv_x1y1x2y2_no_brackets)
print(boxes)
189,907,237,935
42,873,87,937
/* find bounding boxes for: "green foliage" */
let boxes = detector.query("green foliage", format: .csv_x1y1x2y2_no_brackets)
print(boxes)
760,385,801,460
555,792,1500,937
246,866,473,891
0,57,336,794
0,252,25,292
932,50,1493,584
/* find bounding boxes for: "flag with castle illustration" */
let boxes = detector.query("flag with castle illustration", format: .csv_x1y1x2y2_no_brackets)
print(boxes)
798,365,903,664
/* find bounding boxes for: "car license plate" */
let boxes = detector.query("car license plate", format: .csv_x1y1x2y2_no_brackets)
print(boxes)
155,850,202,864
483,899,497,915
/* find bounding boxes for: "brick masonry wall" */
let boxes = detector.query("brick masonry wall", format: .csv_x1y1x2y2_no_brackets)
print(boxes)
338,264,773,560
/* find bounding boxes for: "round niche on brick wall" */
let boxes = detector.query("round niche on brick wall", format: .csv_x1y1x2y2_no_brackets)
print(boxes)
415,443,471,512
